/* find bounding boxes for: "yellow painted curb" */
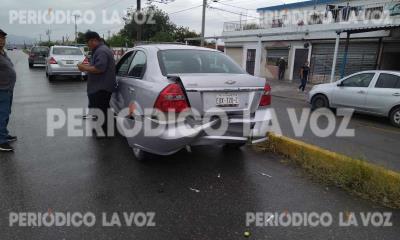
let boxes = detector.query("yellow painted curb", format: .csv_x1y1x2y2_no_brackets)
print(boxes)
260,133,400,209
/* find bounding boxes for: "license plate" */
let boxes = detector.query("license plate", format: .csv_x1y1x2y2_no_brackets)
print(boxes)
66,60,74,64
216,93,239,107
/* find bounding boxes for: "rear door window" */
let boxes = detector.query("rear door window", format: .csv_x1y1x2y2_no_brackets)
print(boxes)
128,51,146,78
116,51,134,77
375,73,400,89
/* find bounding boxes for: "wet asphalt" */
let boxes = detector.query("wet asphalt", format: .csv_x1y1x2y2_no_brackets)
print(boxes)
0,50,399,240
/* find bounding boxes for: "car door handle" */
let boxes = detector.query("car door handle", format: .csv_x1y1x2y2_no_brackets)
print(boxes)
129,87,135,93
393,93,400,97
357,90,366,94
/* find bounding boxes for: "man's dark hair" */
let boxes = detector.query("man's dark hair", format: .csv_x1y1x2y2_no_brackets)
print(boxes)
85,31,101,41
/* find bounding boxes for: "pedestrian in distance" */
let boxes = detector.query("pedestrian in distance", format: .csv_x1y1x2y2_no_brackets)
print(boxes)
277,57,286,81
77,31,116,137
0,29,17,152
298,61,310,92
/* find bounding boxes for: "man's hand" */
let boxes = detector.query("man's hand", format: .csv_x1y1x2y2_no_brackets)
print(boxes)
77,63,87,72
77,63,103,74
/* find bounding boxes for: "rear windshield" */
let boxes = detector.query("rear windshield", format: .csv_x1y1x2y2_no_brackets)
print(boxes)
158,49,245,75
52,48,83,55
32,47,49,54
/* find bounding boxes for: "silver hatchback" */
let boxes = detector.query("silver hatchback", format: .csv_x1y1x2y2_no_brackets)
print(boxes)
308,70,400,127
110,44,272,160
45,46,88,81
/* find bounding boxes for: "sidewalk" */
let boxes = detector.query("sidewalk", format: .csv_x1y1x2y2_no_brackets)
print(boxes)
267,78,315,102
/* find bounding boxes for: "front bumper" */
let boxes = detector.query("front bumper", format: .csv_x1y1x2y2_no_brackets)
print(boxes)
118,108,272,155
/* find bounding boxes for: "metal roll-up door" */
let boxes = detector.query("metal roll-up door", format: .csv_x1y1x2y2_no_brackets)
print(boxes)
311,42,379,82
383,43,400,52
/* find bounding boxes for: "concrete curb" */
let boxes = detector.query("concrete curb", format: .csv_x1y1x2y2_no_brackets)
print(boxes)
259,133,400,209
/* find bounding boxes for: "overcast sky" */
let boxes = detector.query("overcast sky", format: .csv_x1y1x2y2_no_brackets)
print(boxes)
1,0,298,42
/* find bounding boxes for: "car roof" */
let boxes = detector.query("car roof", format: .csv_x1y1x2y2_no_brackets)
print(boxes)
137,44,219,52
355,70,400,75
52,45,81,49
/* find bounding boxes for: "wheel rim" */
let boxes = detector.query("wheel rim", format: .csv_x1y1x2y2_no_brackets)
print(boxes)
394,111,400,124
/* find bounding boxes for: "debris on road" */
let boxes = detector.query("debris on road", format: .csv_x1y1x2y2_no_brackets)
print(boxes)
189,187,200,193
259,172,272,178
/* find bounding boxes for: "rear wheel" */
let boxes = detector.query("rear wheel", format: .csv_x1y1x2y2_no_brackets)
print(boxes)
311,94,329,110
48,75,56,82
389,107,400,128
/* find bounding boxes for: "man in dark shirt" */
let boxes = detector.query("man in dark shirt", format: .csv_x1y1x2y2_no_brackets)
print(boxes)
77,31,116,137
298,61,310,92
277,57,286,80
0,29,17,151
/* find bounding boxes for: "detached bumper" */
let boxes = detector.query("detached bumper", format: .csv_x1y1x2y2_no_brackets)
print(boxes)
119,108,272,155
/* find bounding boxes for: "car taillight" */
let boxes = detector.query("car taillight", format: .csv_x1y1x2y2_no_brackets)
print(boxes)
259,83,271,106
48,57,57,65
154,83,189,113
82,57,89,65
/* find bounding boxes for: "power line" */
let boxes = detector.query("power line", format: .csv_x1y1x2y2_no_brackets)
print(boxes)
209,6,261,19
168,5,203,15
215,2,255,11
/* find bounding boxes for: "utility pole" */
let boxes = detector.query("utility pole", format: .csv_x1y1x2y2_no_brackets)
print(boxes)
108,30,111,40
39,34,42,44
201,0,207,46
73,14,80,43
46,29,51,45
137,0,142,43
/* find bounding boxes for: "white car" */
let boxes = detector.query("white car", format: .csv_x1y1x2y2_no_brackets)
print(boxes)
45,46,88,81
308,70,400,127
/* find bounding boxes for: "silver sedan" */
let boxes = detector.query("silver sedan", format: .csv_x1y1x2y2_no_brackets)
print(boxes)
45,46,88,81
110,44,272,160
308,70,400,127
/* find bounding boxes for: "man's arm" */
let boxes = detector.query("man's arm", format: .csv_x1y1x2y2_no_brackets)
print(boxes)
77,50,108,75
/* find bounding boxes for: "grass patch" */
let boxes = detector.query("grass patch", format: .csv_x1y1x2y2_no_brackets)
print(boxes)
257,133,400,209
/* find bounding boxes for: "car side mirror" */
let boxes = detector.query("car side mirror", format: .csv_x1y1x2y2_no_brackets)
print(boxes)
337,82,343,87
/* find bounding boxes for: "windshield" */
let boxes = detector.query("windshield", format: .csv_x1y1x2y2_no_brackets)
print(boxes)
158,49,245,75
32,47,49,54
52,48,83,55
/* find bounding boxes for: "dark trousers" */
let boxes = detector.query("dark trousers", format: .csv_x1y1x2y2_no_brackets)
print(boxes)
0,90,13,144
298,77,308,92
278,68,285,80
88,90,112,132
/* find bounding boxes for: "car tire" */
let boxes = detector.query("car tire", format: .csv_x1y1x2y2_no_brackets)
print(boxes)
311,94,329,110
29,63,33,68
132,147,153,161
48,75,56,82
389,107,400,128
223,142,246,149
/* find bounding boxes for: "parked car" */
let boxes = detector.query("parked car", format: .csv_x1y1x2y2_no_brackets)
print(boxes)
110,44,272,161
308,70,400,127
28,46,49,68
45,46,88,81
7,46,13,51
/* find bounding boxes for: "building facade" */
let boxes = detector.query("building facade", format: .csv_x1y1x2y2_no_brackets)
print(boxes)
222,0,400,83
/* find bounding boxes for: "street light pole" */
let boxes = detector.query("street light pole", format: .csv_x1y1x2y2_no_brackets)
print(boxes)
201,0,207,46
73,14,80,43
137,0,142,43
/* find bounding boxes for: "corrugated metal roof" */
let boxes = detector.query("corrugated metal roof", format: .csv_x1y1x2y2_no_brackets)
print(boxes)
257,0,339,12
340,24,400,33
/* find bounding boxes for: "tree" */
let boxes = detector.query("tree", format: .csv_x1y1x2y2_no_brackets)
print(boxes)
108,34,129,47
174,26,200,45
121,6,176,43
